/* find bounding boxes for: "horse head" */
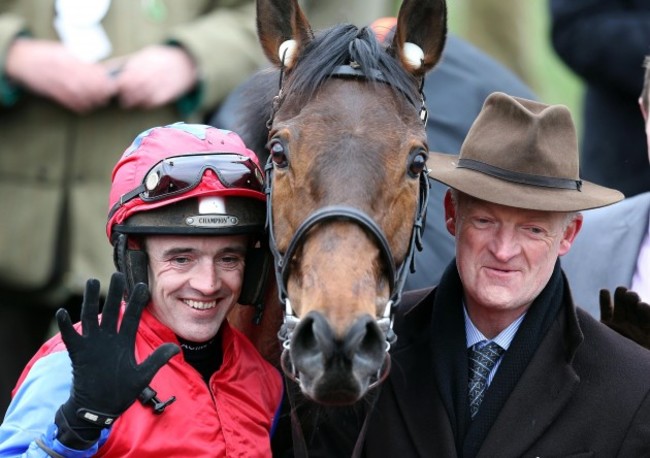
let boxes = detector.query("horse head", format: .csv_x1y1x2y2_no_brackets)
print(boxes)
256,0,446,405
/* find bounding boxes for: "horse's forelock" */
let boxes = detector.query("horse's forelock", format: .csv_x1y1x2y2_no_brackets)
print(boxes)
286,24,420,108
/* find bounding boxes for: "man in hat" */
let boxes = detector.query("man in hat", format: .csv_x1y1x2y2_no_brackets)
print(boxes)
305,92,650,457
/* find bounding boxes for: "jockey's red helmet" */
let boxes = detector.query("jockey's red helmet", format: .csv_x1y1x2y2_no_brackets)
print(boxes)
106,123,266,241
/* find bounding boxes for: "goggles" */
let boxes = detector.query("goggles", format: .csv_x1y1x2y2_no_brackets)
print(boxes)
109,153,264,219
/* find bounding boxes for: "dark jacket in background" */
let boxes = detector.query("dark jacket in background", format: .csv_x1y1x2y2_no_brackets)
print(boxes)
550,0,650,197
561,191,650,316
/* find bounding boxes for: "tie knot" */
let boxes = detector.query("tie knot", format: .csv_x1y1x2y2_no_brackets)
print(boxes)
469,342,504,368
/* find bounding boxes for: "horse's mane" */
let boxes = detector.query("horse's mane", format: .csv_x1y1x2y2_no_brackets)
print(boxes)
230,24,421,163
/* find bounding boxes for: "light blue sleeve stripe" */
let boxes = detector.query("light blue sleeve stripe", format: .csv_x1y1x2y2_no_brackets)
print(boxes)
0,351,108,457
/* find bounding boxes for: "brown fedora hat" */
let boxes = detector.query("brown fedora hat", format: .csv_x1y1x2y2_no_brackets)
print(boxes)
427,92,624,211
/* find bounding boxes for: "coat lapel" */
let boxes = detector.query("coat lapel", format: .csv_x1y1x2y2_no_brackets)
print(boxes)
388,332,457,455
384,287,458,456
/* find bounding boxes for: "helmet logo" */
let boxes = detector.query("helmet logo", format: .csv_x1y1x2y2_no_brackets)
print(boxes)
187,196,239,227
185,215,239,228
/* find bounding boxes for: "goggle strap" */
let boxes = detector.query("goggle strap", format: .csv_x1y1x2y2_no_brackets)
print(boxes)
107,184,146,222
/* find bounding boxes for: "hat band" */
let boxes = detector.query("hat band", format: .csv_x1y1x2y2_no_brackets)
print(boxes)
457,159,583,191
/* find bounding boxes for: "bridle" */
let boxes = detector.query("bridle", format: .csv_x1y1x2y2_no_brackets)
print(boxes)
264,60,430,387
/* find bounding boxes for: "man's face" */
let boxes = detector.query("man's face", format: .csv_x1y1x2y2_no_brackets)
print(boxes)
145,234,248,342
444,191,581,333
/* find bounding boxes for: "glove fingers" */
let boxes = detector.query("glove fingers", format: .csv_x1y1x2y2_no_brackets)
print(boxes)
599,288,614,323
119,282,150,339
627,293,650,328
138,343,180,383
100,272,127,332
56,308,81,348
614,286,639,321
80,278,102,336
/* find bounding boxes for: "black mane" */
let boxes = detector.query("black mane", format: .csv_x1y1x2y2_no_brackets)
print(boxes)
286,24,420,107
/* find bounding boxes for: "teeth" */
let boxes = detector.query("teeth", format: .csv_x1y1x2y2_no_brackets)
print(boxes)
184,299,217,310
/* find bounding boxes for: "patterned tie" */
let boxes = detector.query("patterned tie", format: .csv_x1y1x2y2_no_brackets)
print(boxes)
468,342,505,419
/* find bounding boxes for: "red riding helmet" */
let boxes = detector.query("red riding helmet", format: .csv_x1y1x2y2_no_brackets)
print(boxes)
107,123,269,307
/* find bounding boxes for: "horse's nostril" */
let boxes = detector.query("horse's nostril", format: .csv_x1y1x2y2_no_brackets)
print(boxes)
360,322,384,357
293,316,317,351
292,312,336,361
342,315,384,362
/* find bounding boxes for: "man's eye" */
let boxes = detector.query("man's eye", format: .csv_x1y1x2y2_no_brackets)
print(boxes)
218,255,244,268
524,226,545,236
171,256,191,265
473,217,492,227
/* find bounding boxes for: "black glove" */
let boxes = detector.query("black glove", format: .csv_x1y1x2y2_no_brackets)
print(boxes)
54,272,180,449
600,286,650,350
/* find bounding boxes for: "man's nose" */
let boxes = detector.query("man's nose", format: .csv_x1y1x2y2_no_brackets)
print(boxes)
489,227,521,261
190,260,221,293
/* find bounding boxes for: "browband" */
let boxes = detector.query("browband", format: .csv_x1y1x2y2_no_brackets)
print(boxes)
330,64,420,112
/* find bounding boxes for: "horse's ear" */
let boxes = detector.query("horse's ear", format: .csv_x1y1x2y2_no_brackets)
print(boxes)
391,0,447,76
256,0,314,69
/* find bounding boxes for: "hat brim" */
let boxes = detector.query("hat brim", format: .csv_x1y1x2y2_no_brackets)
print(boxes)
427,153,624,212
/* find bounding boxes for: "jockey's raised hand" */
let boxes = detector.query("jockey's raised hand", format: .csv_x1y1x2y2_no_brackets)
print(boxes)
54,272,179,449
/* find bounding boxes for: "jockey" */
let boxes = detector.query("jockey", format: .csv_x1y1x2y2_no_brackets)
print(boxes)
0,123,283,457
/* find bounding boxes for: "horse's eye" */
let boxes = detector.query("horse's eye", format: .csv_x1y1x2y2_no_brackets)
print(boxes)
268,139,289,168
408,149,428,178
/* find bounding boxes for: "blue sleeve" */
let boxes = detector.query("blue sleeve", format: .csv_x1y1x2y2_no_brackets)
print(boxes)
0,352,109,457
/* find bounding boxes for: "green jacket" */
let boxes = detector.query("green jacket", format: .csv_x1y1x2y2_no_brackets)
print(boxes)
299,0,397,30
0,0,262,302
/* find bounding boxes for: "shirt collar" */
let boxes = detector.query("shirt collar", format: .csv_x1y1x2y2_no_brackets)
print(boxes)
464,302,526,350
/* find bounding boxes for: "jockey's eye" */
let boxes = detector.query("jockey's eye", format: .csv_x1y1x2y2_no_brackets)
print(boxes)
267,138,289,169
407,148,428,178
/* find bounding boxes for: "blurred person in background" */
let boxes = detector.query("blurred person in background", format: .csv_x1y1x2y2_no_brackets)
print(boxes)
299,0,396,30
562,55,650,322
550,0,650,197
457,0,534,87
0,0,263,417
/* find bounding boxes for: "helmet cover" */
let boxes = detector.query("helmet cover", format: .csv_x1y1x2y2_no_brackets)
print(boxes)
107,123,265,240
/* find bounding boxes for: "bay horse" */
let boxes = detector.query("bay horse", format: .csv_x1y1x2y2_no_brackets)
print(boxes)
230,0,447,406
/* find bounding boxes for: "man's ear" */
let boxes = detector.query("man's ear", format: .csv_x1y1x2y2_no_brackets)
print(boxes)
443,189,457,236
559,213,583,256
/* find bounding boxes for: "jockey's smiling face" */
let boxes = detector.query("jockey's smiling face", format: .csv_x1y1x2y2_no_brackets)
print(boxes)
145,234,248,343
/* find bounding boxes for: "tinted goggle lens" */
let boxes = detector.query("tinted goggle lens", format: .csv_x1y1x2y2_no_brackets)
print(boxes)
141,153,264,201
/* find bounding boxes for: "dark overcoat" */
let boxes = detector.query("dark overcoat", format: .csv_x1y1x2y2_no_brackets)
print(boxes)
293,264,650,458
358,273,650,457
